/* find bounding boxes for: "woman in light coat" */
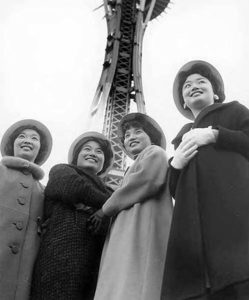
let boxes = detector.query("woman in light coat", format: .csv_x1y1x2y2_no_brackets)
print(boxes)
161,60,249,300
89,113,173,300
0,119,52,300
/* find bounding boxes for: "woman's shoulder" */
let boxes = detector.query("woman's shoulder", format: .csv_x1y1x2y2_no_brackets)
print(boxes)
49,163,77,177
139,145,167,160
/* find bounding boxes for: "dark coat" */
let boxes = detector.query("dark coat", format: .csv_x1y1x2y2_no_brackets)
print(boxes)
161,101,249,300
30,164,112,300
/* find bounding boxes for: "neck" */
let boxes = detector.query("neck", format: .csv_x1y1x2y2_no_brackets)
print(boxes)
190,102,214,119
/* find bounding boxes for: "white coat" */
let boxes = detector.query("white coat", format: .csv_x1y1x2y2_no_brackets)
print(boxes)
94,145,173,300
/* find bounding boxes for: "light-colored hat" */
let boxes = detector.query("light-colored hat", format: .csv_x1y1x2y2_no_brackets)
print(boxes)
1,119,52,165
68,131,113,176
173,60,225,120
118,113,166,158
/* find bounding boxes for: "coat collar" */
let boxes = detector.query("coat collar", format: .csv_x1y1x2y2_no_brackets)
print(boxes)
193,101,237,127
172,101,238,147
1,156,44,180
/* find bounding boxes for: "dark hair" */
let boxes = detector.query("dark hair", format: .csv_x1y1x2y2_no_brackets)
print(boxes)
120,120,161,146
72,137,113,175
178,63,225,109
7,125,46,164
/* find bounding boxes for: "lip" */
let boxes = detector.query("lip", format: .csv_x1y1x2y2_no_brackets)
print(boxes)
190,90,202,97
21,145,33,150
129,141,139,147
85,157,98,163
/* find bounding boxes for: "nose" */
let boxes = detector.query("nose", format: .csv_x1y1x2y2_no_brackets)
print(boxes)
88,149,97,157
127,133,136,141
23,137,33,144
191,83,199,90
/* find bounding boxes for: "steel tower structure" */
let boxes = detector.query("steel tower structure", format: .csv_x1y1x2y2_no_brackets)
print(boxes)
89,0,171,187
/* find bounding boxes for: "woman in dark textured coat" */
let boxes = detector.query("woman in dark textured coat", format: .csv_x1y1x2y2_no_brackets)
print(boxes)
31,131,113,300
161,60,249,300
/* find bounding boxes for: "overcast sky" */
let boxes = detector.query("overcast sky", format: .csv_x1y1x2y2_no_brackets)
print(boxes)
0,0,249,183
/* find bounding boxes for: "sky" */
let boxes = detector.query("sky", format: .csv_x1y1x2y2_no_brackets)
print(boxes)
0,0,249,183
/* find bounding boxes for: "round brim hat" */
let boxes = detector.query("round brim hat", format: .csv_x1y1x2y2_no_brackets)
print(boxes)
118,112,166,159
173,60,225,120
68,131,113,176
1,119,52,165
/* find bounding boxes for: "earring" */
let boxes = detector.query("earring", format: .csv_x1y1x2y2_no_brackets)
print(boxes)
183,103,187,109
214,94,219,101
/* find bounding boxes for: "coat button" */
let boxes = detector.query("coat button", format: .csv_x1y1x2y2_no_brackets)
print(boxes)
9,243,19,254
17,197,26,205
13,221,24,230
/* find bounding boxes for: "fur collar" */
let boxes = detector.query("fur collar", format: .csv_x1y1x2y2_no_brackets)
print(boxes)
1,156,44,180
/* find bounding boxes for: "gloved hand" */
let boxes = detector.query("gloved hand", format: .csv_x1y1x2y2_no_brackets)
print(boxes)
182,126,217,147
87,209,106,235
171,139,198,169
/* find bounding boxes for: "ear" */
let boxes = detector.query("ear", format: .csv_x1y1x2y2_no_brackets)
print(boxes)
214,94,219,101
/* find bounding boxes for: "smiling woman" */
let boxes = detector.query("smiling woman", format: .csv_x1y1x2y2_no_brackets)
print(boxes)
76,140,105,175
31,131,114,300
0,119,52,299
13,129,41,163
161,60,249,300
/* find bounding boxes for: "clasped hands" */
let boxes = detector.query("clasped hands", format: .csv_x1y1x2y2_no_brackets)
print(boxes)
87,209,107,235
171,126,217,169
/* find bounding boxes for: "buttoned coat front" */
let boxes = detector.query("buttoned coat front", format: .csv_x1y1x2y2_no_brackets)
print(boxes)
93,145,173,300
0,156,44,300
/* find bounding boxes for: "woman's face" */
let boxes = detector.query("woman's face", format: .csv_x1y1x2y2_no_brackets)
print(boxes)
13,129,41,162
124,126,152,157
77,140,105,175
182,73,215,115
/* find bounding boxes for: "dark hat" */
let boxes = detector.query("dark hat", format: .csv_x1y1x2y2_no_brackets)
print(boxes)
1,119,52,165
173,60,225,120
68,131,113,176
118,113,166,158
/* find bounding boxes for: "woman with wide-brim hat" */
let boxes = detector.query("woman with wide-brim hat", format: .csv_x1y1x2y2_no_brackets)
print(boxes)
30,131,113,300
161,60,249,300
0,119,52,300
89,113,173,300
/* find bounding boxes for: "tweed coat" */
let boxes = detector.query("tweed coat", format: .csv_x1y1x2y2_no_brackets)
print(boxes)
161,101,249,300
0,156,44,300
93,145,173,300
31,164,112,300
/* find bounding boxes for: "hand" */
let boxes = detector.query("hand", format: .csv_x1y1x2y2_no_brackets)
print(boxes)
171,139,198,169
182,126,217,147
87,209,106,235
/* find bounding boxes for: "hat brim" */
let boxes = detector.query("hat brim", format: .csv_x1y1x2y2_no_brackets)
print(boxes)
1,119,52,165
118,113,166,159
68,131,113,176
173,60,225,120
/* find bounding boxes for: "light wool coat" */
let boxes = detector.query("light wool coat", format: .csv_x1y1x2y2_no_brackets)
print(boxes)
94,145,173,300
0,156,44,300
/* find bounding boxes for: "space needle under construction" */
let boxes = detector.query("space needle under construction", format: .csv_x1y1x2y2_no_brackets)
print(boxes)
89,0,171,187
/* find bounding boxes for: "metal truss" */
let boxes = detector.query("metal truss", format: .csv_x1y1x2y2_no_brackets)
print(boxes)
89,0,171,188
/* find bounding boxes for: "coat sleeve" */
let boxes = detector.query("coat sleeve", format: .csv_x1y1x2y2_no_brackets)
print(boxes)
102,146,168,216
168,163,181,199
45,164,110,208
215,102,249,160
